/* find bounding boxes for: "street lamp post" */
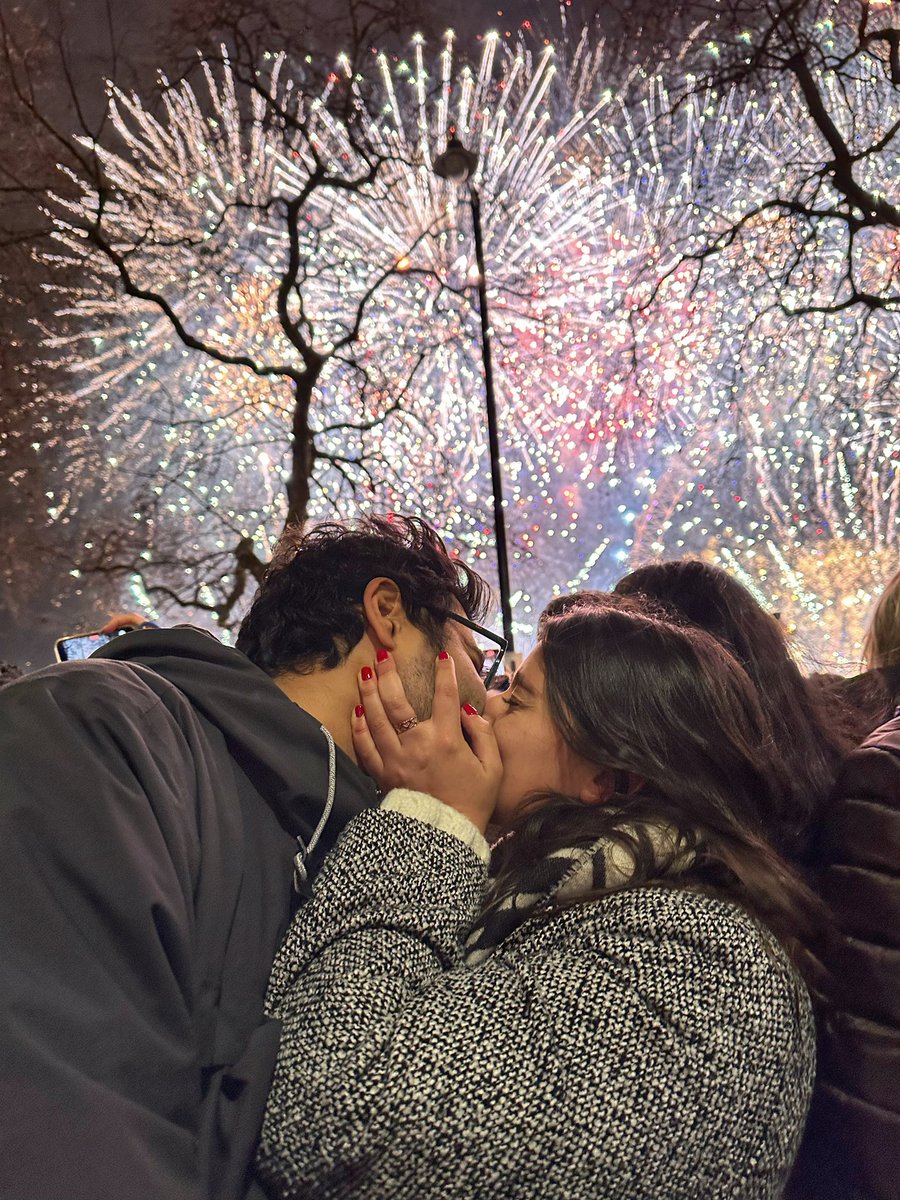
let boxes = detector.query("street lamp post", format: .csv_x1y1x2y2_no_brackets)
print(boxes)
433,136,515,651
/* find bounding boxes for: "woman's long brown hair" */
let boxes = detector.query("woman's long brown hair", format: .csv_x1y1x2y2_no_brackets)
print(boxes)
614,560,855,860
864,565,900,670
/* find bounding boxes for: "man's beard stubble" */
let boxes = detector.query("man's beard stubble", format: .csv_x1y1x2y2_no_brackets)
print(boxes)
398,650,438,721
398,640,484,721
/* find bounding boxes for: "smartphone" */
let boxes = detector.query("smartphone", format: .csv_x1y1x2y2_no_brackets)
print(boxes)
54,628,130,662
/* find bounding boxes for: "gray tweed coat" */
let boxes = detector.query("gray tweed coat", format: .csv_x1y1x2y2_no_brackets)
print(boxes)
257,795,815,1200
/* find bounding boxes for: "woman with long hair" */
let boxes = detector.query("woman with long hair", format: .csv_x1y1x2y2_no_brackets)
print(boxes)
863,565,900,673
805,565,900,778
257,593,817,1200
613,559,857,858
793,570,900,1200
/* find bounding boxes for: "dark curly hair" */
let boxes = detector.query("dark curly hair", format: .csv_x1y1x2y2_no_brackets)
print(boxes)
236,515,492,676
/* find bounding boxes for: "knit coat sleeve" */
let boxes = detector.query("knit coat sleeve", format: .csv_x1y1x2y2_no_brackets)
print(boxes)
256,805,542,1200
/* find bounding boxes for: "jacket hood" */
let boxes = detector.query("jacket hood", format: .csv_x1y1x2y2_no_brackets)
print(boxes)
93,626,379,853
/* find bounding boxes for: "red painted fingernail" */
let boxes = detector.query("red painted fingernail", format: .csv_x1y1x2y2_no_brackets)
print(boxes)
361,666,373,681
376,649,389,663
355,704,365,719
438,650,450,661
463,703,478,716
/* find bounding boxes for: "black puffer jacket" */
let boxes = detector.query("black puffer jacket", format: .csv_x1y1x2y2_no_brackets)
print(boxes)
0,628,377,1200
790,709,900,1200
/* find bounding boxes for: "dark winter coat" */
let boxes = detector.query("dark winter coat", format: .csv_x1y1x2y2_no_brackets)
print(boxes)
790,709,900,1200
0,627,377,1200
258,791,815,1200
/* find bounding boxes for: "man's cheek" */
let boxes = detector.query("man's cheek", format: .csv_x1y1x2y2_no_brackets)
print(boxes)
464,679,488,715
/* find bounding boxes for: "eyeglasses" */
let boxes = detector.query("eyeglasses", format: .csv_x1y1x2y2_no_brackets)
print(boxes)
446,612,508,688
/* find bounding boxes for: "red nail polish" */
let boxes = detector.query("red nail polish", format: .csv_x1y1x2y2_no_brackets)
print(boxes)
355,704,365,719
361,666,373,681
463,703,478,716
376,649,389,663
438,650,450,661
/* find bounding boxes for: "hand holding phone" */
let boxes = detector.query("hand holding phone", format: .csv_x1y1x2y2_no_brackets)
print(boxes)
100,612,151,635
54,629,130,662
55,612,156,661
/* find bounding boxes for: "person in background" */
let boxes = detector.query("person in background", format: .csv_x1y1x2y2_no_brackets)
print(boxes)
786,704,900,1200
786,568,900,1199
863,565,900,674
0,515,492,1200
613,559,854,859
808,566,900,751
833,563,900,723
257,591,817,1200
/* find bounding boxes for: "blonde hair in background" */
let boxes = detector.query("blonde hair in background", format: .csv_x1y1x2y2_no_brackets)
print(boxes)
863,566,900,670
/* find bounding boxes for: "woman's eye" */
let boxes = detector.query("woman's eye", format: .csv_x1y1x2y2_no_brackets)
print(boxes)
502,695,521,709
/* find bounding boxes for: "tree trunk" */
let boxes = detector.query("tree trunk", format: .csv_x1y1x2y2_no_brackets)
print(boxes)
285,368,320,528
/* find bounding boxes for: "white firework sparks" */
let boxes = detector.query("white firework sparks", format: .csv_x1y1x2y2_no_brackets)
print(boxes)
33,17,899,657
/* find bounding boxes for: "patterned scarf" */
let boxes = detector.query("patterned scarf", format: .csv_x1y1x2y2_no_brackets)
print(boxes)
464,824,689,966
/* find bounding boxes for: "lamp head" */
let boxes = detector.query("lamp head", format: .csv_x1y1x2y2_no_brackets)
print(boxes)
433,135,478,184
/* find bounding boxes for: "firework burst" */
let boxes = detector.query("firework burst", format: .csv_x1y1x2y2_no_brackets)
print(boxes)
33,18,899,657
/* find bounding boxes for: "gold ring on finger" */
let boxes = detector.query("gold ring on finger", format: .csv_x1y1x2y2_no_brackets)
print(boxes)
394,716,418,734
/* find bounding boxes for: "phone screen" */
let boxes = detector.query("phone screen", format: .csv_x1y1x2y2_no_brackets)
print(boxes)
55,631,120,661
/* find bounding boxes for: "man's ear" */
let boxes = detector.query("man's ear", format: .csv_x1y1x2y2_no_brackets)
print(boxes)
362,577,405,650
579,769,645,806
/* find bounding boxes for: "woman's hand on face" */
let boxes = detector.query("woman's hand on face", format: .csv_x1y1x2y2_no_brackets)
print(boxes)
351,650,501,834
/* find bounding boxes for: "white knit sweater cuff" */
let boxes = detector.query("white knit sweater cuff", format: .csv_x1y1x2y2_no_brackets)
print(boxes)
381,789,491,865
